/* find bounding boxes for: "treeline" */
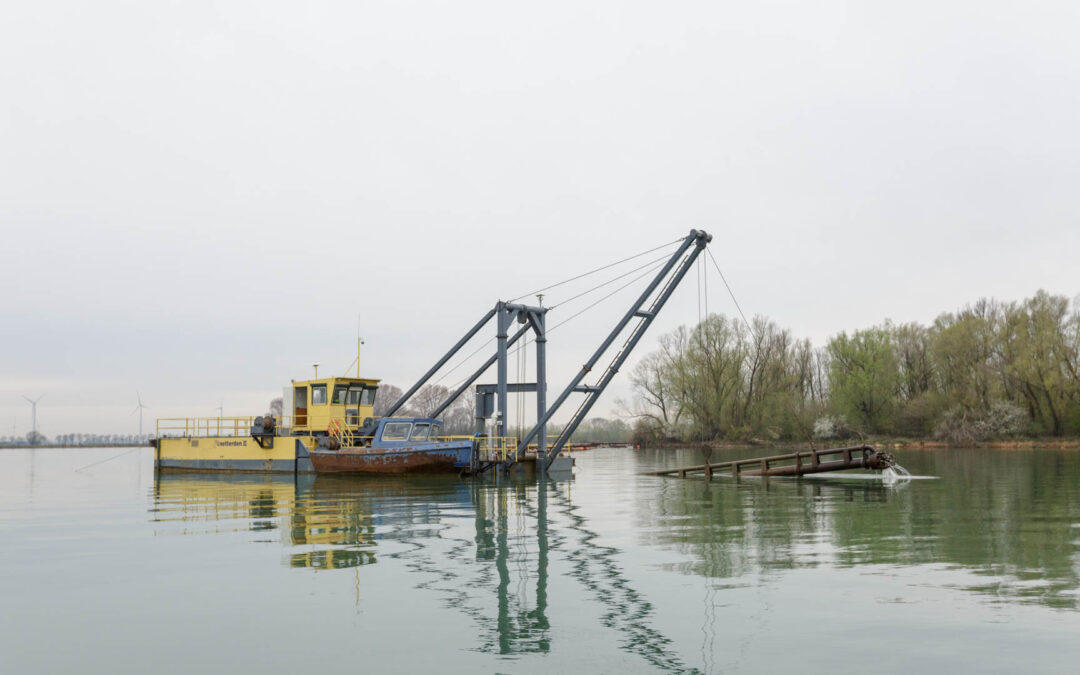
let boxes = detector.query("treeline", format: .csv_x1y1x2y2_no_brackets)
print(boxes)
624,290,1080,445
0,433,152,447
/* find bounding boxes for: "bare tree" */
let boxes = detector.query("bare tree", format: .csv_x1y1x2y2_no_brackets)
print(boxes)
373,384,404,417
442,392,477,434
410,384,450,418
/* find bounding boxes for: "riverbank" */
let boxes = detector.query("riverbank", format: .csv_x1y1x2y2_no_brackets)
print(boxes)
641,437,1080,451
0,443,152,450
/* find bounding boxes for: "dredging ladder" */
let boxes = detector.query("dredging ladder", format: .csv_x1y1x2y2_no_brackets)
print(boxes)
643,444,897,479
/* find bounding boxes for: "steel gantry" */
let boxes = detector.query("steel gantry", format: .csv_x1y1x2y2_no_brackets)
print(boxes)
387,229,713,475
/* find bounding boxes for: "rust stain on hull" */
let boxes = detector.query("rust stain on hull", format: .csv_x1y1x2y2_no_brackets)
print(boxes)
310,445,470,474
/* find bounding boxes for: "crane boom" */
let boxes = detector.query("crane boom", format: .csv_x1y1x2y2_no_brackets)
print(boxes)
511,229,711,470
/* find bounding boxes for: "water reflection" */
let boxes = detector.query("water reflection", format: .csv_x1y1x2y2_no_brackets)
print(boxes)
150,471,691,668
548,479,692,671
151,472,296,536
149,448,1080,669
636,447,1080,609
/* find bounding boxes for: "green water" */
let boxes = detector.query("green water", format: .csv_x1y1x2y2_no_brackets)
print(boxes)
1,446,1079,673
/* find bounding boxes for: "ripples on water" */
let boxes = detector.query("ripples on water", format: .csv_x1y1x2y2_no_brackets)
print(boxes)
1,446,1079,673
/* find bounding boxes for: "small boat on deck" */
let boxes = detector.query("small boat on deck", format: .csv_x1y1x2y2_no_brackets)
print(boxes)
308,417,477,474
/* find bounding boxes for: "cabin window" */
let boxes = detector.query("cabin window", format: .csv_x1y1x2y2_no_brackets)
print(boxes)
311,384,327,405
346,386,364,406
361,388,377,406
410,423,430,441
294,386,308,426
332,385,348,405
382,422,412,441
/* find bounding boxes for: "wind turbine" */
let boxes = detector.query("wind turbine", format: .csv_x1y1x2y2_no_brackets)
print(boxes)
22,394,43,439
216,400,224,418
130,392,148,436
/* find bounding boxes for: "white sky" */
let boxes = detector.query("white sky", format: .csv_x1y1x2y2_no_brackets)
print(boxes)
2,1,1078,436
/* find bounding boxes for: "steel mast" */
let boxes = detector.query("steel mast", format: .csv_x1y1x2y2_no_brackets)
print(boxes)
511,228,711,470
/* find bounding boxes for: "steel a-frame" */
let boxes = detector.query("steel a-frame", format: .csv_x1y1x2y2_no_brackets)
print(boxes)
387,228,712,474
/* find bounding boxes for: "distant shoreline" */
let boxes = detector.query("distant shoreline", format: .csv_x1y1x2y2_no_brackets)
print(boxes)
0,443,152,450
642,438,1080,451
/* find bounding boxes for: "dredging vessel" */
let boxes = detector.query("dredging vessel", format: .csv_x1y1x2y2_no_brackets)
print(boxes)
154,230,716,476
153,230,903,481
152,374,530,474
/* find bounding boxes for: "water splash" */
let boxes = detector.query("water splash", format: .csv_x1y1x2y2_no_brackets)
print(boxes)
882,463,912,485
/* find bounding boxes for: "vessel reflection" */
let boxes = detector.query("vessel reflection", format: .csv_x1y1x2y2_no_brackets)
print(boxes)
150,471,690,669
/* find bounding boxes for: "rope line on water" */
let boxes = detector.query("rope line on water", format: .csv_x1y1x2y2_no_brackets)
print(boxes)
74,446,142,472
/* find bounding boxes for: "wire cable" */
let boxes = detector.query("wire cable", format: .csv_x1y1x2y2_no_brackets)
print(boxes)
436,254,674,390
442,257,673,393
548,252,674,311
696,255,702,324
707,247,756,338
430,336,496,387
546,258,671,336
508,237,682,303
704,252,709,318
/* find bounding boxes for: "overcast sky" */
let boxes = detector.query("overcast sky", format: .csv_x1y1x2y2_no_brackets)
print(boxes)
2,1,1078,436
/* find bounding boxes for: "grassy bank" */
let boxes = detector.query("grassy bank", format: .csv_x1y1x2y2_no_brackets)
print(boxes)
643,437,1080,451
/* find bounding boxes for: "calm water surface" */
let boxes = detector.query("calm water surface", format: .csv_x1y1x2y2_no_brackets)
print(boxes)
1,446,1079,673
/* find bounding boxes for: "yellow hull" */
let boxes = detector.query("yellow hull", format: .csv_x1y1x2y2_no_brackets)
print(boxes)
155,436,317,472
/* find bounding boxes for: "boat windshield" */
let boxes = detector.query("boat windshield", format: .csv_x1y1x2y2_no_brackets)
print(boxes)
311,384,327,405
410,424,430,441
381,422,412,441
362,388,376,406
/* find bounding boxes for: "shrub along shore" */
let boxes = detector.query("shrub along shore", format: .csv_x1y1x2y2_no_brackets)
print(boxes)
623,290,1080,448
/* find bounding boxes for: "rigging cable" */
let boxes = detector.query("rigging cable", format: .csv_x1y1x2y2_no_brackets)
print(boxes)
543,258,671,337
432,253,673,387
443,257,672,393
547,252,675,310
430,335,497,387
509,236,682,303
696,255,702,324
704,252,709,318
706,245,820,449
706,247,755,338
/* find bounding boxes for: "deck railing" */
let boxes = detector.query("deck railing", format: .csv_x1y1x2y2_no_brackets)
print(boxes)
154,418,522,462
155,416,294,438
155,417,252,438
